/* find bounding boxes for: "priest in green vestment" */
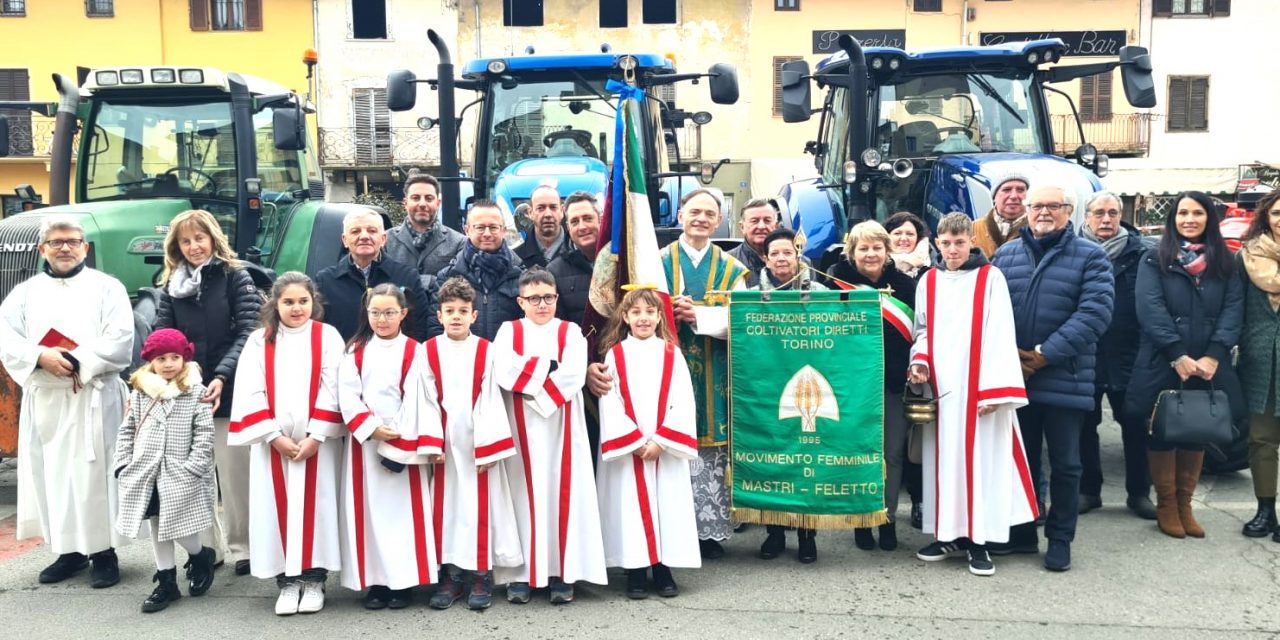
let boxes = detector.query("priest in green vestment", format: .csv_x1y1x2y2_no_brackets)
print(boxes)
662,189,749,558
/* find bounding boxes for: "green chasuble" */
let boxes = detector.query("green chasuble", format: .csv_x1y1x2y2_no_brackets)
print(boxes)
661,241,749,447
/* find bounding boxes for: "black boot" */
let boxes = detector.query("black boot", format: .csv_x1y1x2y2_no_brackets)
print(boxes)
758,526,786,560
797,529,817,564
184,546,216,596
878,520,898,551
38,552,88,584
141,569,181,613
910,502,923,530
651,563,678,597
625,567,649,599
1243,497,1278,538
89,548,120,588
853,527,875,551
698,539,724,560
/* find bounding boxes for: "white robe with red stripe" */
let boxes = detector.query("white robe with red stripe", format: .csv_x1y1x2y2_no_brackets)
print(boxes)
394,334,523,573
910,265,1038,545
597,336,701,570
228,320,345,578
492,318,606,587
337,333,439,591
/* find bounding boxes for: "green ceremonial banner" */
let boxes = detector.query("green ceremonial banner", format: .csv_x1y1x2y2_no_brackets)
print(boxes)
728,289,888,529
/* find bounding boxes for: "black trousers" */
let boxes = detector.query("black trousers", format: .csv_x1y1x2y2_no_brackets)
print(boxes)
1010,404,1086,545
1080,389,1150,498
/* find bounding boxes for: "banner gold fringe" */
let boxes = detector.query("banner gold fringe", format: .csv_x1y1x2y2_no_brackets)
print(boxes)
732,507,888,530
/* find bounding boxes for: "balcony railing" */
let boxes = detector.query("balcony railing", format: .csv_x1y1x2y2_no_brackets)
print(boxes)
1,115,61,158
318,127,440,168
1052,113,1156,158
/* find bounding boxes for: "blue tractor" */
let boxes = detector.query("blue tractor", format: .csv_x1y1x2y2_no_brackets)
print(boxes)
386,31,738,241
777,37,1156,262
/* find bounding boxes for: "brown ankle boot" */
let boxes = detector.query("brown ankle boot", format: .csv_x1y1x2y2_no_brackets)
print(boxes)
1176,450,1206,538
1148,449,1184,538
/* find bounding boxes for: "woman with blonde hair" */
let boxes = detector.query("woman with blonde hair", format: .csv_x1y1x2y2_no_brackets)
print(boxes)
152,209,262,575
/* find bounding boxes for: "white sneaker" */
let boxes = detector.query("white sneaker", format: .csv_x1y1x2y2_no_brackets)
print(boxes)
297,581,325,614
275,582,301,616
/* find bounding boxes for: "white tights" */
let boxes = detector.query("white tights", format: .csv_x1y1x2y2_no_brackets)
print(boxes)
150,518,202,571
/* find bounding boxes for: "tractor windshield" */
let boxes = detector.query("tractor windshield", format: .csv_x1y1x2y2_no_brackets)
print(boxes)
81,99,238,202
481,72,626,195
877,72,1047,158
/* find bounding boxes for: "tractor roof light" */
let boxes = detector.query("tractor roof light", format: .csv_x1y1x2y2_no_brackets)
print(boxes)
486,59,508,74
888,57,902,71
869,57,884,71
861,147,882,168
151,68,176,84
1026,51,1040,65
120,69,145,84
1095,154,1110,178
95,71,119,86
842,160,858,184
179,69,204,84
618,55,639,72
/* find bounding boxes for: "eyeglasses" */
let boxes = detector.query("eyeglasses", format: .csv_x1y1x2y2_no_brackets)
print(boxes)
1027,203,1070,213
44,238,85,249
1088,210,1121,219
469,224,504,234
367,310,403,319
520,294,559,307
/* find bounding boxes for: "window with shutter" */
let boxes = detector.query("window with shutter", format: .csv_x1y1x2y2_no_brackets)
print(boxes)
0,69,32,157
351,0,386,38
600,0,627,27
85,0,113,17
913,0,942,12
642,0,677,24
775,0,799,10
1212,0,1230,16
211,0,245,30
1167,75,1208,132
1169,0,1208,15
352,88,392,166
504,0,543,26
244,0,262,30
1079,73,1113,122
189,0,210,30
773,56,803,118
1,0,26,16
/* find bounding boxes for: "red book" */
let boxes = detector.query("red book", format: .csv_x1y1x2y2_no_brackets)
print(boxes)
38,328,78,350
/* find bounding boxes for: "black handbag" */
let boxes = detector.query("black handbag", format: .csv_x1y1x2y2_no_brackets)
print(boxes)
1150,382,1236,446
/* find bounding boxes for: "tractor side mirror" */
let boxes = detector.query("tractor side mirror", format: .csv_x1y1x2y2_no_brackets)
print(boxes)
0,115,9,157
1119,46,1156,109
272,105,306,151
707,63,739,105
780,60,813,123
387,69,418,112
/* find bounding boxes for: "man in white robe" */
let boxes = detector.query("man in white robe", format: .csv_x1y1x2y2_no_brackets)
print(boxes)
492,270,606,604
0,217,133,588
908,213,1038,577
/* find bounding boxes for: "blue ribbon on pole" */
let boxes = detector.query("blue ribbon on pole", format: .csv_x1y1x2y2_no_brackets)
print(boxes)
605,79,645,254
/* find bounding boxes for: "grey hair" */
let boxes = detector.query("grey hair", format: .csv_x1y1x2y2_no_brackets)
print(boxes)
936,212,974,237
342,208,384,230
39,216,86,243
1085,190,1123,212
1028,184,1078,208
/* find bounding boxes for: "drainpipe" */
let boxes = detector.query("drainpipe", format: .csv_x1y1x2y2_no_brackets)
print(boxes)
961,0,969,45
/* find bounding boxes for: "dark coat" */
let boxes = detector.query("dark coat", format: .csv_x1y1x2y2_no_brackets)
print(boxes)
728,243,767,289
1238,251,1280,416
514,231,571,271
153,260,260,418
383,221,467,278
991,224,1115,411
1084,224,1152,392
548,248,595,326
1123,248,1245,423
437,245,524,341
314,253,441,342
828,258,917,391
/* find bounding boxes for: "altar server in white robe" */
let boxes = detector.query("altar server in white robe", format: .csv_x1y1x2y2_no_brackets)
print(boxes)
395,277,522,612
337,284,440,610
597,286,700,600
907,214,1037,577
0,217,133,588
492,269,606,605
228,272,346,615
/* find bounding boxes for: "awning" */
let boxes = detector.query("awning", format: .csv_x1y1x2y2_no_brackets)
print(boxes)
1102,167,1238,197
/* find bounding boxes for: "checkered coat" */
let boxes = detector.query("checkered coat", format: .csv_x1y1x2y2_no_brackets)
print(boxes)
113,363,216,542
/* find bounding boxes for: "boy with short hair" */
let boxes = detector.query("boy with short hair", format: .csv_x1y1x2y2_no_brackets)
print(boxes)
395,277,523,610
492,269,606,604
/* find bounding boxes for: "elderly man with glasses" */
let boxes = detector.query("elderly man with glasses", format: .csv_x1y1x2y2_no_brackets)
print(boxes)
1076,192,1158,521
437,200,525,340
0,217,134,589
990,184,1115,572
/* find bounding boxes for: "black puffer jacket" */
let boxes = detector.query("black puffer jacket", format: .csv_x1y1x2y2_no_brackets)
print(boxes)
548,248,594,326
314,253,441,342
153,260,261,418
828,257,917,391
1085,224,1151,392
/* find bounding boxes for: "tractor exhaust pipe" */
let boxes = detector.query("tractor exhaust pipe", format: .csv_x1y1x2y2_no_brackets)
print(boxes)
48,73,80,206
428,29,462,231
836,35,872,226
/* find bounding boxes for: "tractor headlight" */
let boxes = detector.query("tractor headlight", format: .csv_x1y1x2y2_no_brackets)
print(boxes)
179,69,204,84
120,69,145,84
95,71,119,86
617,55,639,72
151,69,176,84
486,60,508,74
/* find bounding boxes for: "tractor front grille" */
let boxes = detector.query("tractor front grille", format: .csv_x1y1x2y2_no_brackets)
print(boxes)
0,216,45,304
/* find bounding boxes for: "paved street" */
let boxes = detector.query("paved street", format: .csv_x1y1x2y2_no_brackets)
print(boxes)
0,428,1277,640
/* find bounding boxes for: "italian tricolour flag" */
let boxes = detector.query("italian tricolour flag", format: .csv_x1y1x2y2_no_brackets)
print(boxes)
830,280,914,342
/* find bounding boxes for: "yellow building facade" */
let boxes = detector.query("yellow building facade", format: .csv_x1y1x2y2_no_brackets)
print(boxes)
0,0,314,215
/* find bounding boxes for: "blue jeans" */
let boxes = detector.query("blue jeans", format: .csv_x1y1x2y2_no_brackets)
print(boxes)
1011,404,1086,545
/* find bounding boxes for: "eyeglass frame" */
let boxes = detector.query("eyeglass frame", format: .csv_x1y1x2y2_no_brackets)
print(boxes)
468,223,505,235
1026,202,1072,213
519,294,559,307
43,238,86,249
366,309,405,319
